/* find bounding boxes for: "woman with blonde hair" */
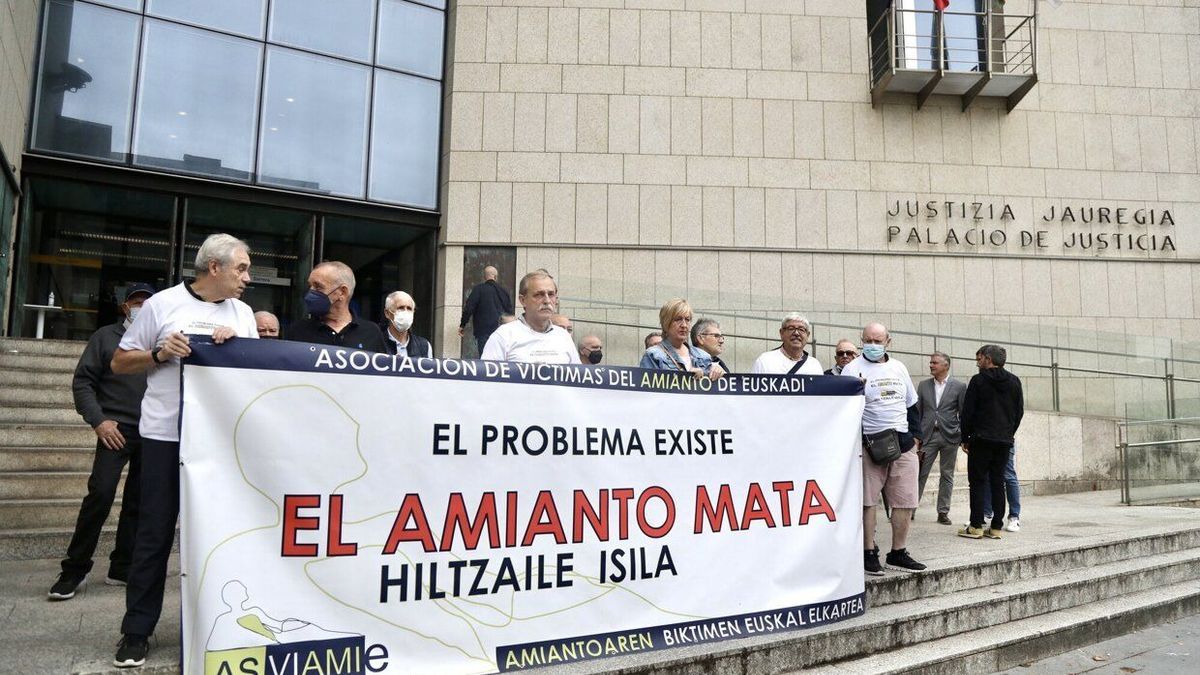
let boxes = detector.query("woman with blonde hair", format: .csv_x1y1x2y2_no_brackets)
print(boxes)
639,298,725,379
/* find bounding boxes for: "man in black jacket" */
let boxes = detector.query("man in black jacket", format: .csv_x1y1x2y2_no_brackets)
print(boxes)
458,266,513,353
380,290,433,359
49,283,154,600
958,344,1024,540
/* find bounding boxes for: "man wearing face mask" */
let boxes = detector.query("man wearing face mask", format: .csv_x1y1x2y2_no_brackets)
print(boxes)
578,335,603,365
841,322,926,577
288,261,387,353
481,270,579,363
48,284,154,602
381,290,433,359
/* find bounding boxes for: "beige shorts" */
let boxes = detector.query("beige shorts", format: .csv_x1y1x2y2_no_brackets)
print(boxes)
863,449,920,509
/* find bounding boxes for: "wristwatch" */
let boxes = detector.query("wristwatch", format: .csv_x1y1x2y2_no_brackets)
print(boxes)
150,346,164,364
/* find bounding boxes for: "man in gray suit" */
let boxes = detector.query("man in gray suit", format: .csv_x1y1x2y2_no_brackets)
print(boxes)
917,351,967,525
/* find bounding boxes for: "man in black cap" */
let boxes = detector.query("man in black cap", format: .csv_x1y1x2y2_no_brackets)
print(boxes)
48,283,154,600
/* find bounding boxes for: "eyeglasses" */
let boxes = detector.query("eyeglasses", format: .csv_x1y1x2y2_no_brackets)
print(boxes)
783,326,809,335
836,350,857,357
700,332,725,340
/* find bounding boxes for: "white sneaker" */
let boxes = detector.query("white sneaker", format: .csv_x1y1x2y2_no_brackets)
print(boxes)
1004,518,1020,532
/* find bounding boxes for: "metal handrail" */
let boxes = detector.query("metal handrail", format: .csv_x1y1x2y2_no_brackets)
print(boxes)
1120,416,1200,428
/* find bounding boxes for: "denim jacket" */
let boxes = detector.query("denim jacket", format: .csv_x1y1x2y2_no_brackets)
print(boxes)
639,341,714,373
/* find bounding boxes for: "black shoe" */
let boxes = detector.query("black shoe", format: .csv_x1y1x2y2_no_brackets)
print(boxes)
937,513,953,525
114,634,149,668
864,547,884,576
47,572,87,600
886,548,927,573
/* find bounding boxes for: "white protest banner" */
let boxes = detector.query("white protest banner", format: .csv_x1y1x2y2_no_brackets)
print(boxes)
179,339,866,675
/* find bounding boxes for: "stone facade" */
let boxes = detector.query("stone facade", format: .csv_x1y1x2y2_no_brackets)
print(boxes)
435,0,1200,418
0,0,38,175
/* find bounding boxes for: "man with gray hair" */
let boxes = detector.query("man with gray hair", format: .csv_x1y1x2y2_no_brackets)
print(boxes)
254,311,280,339
917,351,967,525
381,290,432,359
751,313,823,375
482,270,578,363
288,261,387,352
691,318,729,373
110,233,259,667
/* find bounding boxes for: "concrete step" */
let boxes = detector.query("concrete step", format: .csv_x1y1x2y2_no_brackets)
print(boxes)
0,470,124,499
0,386,75,407
0,406,82,424
0,369,73,388
869,524,1200,609
0,352,79,372
0,527,116,562
809,579,1200,674
0,337,86,357
0,497,120,530
0,424,95,448
0,446,96,471
603,529,1200,674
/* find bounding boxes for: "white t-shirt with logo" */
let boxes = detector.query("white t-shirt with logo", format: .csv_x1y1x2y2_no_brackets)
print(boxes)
841,355,918,435
480,318,581,364
119,282,258,441
750,347,824,375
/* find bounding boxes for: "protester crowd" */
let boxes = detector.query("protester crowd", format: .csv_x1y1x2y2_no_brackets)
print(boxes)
53,233,1025,668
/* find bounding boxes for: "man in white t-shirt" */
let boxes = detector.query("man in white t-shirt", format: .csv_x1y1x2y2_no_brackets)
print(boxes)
481,271,580,364
109,233,258,668
751,313,824,375
841,322,926,577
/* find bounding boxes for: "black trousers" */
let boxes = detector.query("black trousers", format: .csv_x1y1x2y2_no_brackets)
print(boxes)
61,423,142,579
967,438,1009,530
122,437,179,637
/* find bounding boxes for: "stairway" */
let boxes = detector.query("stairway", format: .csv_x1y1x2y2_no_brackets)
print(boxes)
0,337,114,561
604,523,1200,674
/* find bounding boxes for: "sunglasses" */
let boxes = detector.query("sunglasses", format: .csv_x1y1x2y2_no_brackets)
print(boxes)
836,350,857,357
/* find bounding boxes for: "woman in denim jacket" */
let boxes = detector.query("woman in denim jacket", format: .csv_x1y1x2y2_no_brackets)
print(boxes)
639,298,725,380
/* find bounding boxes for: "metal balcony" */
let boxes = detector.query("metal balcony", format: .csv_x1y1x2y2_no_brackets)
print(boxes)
867,3,1038,112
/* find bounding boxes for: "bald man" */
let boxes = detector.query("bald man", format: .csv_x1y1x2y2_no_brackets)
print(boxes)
459,265,514,353
288,261,387,352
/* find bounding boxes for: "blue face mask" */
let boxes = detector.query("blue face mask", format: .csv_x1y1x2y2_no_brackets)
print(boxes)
303,289,332,317
862,344,886,361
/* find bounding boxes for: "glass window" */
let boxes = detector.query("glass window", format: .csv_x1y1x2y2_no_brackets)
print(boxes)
88,0,144,11
181,198,314,329
377,0,445,79
132,19,262,181
13,178,175,339
258,47,371,198
268,0,375,63
145,0,266,39
32,0,140,161
368,71,440,209
408,0,445,9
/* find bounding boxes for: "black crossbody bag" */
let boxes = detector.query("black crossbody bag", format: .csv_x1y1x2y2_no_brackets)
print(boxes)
864,429,902,465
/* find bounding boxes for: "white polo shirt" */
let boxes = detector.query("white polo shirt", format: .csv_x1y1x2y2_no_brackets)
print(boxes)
119,282,258,441
480,318,580,364
750,347,824,375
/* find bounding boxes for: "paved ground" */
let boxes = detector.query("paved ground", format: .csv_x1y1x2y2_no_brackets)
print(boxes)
2,489,1198,674
999,612,1200,674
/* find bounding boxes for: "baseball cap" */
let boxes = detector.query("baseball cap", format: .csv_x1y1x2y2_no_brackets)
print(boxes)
124,283,156,301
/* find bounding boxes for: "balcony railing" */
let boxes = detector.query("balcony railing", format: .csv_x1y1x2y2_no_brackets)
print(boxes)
867,3,1038,112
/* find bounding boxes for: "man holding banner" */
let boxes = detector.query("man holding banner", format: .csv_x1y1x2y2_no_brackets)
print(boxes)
109,233,259,668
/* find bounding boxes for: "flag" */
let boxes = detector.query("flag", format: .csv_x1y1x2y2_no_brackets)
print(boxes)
934,0,950,10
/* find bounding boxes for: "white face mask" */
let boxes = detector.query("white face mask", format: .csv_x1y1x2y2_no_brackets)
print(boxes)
126,306,141,326
391,309,414,332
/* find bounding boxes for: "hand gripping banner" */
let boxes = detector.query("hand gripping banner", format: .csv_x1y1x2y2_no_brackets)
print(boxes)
179,339,866,675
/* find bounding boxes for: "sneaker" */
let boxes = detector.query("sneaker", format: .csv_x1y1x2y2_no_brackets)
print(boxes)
983,528,1002,539
864,547,884,576
885,548,927,573
958,525,984,539
47,572,87,600
1004,518,1021,532
114,634,149,668
105,574,127,586
936,513,953,525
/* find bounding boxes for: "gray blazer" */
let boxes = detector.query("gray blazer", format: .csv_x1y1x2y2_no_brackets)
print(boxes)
917,376,967,444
